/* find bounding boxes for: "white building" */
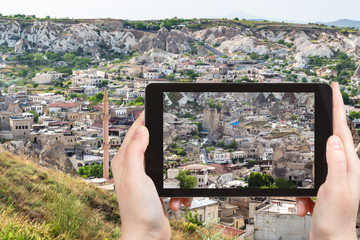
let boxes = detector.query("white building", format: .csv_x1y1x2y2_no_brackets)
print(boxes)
231,151,247,159
31,105,43,115
28,93,65,103
32,72,64,85
187,198,219,222
82,85,99,97
72,74,107,87
254,199,312,240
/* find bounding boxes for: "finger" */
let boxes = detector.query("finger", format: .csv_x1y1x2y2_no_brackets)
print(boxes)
183,198,193,208
296,197,311,217
121,111,145,148
307,198,315,215
331,83,358,163
326,135,347,186
111,112,145,167
169,198,193,211
169,198,182,212
122,126,149,175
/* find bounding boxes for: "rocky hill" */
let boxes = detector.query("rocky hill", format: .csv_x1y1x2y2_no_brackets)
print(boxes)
1,18,360,66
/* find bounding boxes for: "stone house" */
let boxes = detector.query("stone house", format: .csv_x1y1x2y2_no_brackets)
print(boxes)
184,142,201,160
10,116,31,141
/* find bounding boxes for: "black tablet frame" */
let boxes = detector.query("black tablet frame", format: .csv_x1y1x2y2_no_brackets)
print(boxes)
145,83,332,197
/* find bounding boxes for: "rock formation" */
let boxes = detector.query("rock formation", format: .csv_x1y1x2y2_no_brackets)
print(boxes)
2,140,37,159
202,105,222,138
0,19,359,61
272,135,313,186
39,138,76,175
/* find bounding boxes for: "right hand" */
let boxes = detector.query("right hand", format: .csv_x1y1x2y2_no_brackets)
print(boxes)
296,82,360,240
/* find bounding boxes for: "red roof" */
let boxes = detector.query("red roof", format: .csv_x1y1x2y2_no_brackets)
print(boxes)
91,122,103,128
216,225,245,237
49,103,81,108
208,164,233,174
205,56,217,59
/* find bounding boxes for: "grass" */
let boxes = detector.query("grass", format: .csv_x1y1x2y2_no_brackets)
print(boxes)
0,151,121,239
269,130,299,139
0,151,241,240
244,121,268,128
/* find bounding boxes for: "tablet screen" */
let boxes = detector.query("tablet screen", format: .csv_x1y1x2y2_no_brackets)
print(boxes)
163,92,315,190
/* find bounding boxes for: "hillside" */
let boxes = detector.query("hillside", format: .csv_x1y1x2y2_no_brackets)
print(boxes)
0,150,122,239
1,17,360,66
324,19,360,29
0,150,236,240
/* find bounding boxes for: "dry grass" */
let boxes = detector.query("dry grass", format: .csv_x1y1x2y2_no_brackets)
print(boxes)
0,151,121,239
0,151,240,240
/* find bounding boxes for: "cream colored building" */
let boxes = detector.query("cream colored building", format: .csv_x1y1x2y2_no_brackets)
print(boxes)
10,116,31,140
187,198,219,222
28,93,65,103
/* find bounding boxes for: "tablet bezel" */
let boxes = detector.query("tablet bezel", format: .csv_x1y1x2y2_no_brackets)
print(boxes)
145,83,332,197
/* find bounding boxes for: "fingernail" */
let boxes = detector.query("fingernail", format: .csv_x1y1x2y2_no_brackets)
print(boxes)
297,201,303,213
134,127,145,139
328,136,341,149
184,198,192,207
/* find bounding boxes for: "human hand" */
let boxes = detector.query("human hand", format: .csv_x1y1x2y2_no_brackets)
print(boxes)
111,112,192,240
296,82,360,240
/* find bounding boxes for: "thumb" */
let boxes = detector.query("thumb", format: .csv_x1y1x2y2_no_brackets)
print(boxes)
123,125,149,175
325,135,347,186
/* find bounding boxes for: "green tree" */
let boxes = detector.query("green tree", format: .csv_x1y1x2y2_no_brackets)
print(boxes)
134,21,145,30
263,174,274,187
290,114,297,121
194,122,203,132
176,170,197,189
248,172,264,188
349,111,360,120
217,141,225,148
64,53,76,63
226,140,238,150
115,99,123,105
277,39,285,45
27,110,39,122
184,209,203,227
274,177,296,189
249,52,259,60
341,91,349,104
247,160,257,168
18,68,28,78
32,83,39,88
89,92,104,105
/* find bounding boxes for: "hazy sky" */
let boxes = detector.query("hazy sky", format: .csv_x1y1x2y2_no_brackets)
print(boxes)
1,0,359,22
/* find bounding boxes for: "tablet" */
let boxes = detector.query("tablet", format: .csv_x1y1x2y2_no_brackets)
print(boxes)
145,83,332,197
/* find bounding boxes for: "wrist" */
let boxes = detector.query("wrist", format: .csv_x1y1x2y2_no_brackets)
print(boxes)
121,225,170,240
310,230,357,240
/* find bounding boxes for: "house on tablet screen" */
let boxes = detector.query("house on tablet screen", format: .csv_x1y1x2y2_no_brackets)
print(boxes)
184,142,200,160
183,164,209,188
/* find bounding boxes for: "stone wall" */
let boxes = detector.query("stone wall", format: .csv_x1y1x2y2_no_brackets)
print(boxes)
254,212,312,240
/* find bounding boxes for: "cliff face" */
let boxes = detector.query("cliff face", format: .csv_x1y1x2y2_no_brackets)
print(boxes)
272,135,313,186
39,138,76,175
2,19,360,63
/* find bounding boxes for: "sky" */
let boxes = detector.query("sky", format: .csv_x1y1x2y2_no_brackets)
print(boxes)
1,0,359,22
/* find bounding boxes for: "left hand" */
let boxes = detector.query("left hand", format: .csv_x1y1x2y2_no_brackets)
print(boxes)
111,112,192,240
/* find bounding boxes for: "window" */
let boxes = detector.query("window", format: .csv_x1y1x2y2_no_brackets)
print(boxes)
26,126,28,129
16,126,18,129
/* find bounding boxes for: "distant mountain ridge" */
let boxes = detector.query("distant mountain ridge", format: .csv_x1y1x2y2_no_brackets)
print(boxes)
323,19,360,29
